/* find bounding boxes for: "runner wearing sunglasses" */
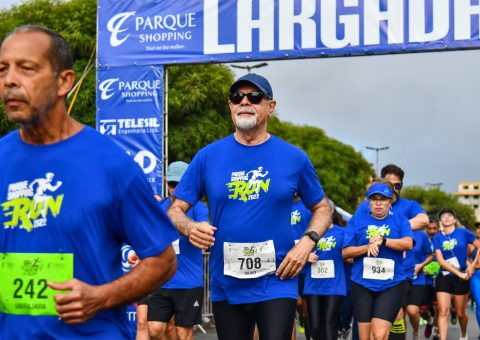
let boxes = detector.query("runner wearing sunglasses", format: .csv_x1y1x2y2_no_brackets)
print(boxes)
354,164,429,340
166,73,331,340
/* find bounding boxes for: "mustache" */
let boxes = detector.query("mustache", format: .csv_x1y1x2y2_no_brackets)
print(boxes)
236,106,257,115
3,90,28,103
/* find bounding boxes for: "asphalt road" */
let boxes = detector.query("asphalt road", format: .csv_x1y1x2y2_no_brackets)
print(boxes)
194,307,479,339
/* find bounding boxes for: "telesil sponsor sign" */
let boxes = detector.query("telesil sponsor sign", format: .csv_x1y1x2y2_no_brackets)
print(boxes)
96,65,163,194
98,0,480,67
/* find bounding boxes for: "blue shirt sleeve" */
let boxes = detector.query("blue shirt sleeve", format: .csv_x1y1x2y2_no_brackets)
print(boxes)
432,234,442,251
406,200,425,219
398,215,414,239
464,228,477,244
174,150,206,206
192,201,210,223
343,217,356,248
296,156,325,208
118,171,178,259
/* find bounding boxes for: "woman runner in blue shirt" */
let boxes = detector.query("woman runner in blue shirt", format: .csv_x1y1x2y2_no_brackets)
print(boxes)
343,180,413,340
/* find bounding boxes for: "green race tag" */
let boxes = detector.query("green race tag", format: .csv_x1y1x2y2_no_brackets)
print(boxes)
0,253,73,316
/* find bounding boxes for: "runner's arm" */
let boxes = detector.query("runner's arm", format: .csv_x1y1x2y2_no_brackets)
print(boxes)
415,253,433,276
342,245,369,259
435,249,467,279
382,236,413,251
48,246,176,324
409,213,429,231
167,196,216,250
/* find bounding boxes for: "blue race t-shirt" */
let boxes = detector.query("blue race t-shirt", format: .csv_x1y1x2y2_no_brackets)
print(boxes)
291,199,312,275
433,227,477,276
303,225,346,296
0,127,178,339
174,135,325,304
160,198,209,289
412,230,434,285
343,212,413,292
357,196,425,280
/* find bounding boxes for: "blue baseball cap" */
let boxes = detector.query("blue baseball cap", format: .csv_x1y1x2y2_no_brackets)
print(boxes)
229,73,273,99
366,183,394,198
166,161,189,182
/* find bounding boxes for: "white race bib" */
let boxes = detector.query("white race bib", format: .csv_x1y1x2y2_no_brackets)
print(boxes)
363,257,395,280
172,239,180,255
223,240,276,279
442,256,461,276
311,260,335,279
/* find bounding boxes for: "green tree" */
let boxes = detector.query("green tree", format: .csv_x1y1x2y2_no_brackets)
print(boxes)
402,186,476,229
0,0,373,211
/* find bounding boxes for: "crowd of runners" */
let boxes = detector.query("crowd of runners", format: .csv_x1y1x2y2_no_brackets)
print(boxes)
1,25,480,340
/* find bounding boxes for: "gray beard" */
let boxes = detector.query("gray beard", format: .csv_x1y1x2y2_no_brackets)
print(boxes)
235,114,257,131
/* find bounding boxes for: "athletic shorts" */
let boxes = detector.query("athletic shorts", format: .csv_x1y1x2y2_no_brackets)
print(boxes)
146,287,203,327
298,274,306,297
435,274,469,295
421,284,436,307
351,281,406,323
406,284,425,306
401,279,412,308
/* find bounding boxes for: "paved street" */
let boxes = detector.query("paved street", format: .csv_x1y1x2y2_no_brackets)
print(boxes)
194,307,479,339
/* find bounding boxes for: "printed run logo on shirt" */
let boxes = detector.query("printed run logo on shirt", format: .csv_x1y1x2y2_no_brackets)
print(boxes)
316,236,337,251
442,238,457,251
227,166,270,202
366,225,391,239
291,210,301,225
1,172,64,232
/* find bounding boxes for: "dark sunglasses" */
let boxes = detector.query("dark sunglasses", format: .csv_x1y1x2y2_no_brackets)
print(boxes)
393,182,403,190
228,91,269,105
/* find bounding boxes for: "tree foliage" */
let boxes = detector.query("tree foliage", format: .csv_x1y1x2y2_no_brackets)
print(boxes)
402,186,476,229
0,0,373,211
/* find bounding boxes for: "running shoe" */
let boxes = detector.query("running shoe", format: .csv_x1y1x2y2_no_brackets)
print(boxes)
432,327,440,340
451,310,458,325
459,336,468,340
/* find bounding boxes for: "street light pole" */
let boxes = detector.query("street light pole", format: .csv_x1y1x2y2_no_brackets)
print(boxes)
365,146,390,177
230,62,268,74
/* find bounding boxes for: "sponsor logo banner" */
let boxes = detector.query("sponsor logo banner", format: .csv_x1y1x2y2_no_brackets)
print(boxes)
98,0,480,67
96,65,163,194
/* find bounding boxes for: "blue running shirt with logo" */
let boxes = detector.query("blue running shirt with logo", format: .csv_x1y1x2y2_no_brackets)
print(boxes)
343,212,413,292
356,197,425,280
0,127,178,339
432,227,476,276
291,199,312,275
412,230,434,285
303,225,346,296
174,135,325,304
160,198,209,288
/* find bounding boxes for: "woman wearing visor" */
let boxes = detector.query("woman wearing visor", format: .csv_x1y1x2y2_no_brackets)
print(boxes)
432,208,480,340
343,179,413,340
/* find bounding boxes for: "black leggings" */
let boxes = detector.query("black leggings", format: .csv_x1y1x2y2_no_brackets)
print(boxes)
212,298,296,340
305,295,343,340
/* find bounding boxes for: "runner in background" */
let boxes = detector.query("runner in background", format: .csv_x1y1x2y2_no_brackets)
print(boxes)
343,180,414,340
432,208,480,340
405,228,433,339
291,194,312,340
469,226,480,337
134,161,209,340
304,198,345,340
167,74,331,340
421,215,441,339
354,164,428,340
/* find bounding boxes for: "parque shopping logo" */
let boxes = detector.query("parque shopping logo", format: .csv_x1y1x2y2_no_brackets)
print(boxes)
226,167,270,202
1,173,64,232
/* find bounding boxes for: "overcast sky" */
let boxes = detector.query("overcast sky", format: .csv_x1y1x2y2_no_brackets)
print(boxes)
2,0,478,193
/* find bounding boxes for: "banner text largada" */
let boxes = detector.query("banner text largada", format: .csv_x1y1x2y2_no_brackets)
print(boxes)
98,0,480,67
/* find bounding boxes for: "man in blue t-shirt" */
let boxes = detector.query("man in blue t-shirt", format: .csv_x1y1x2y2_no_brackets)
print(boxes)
167,73,331,340
0,26,177,339
356,164,428,339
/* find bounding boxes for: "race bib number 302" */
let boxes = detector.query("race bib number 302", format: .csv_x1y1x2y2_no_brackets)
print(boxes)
0,253,74,316
224,240,276,279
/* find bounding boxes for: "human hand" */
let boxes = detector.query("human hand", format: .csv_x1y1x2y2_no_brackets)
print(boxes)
458,272,469,281
414,264,422,276
308,252,318,263
48,278,105,324
127,251,139,266
276,237,313,279
367,238,382,257
188,221,216,250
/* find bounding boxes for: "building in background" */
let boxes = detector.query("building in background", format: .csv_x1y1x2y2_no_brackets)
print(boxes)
455,182,480,225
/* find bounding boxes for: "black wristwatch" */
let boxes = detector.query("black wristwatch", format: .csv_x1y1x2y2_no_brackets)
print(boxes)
381,237,387,246
304,231,321,244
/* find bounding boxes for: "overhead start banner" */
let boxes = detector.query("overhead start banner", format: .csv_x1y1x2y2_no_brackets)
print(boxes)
96,65,164,195
98,0,480,67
